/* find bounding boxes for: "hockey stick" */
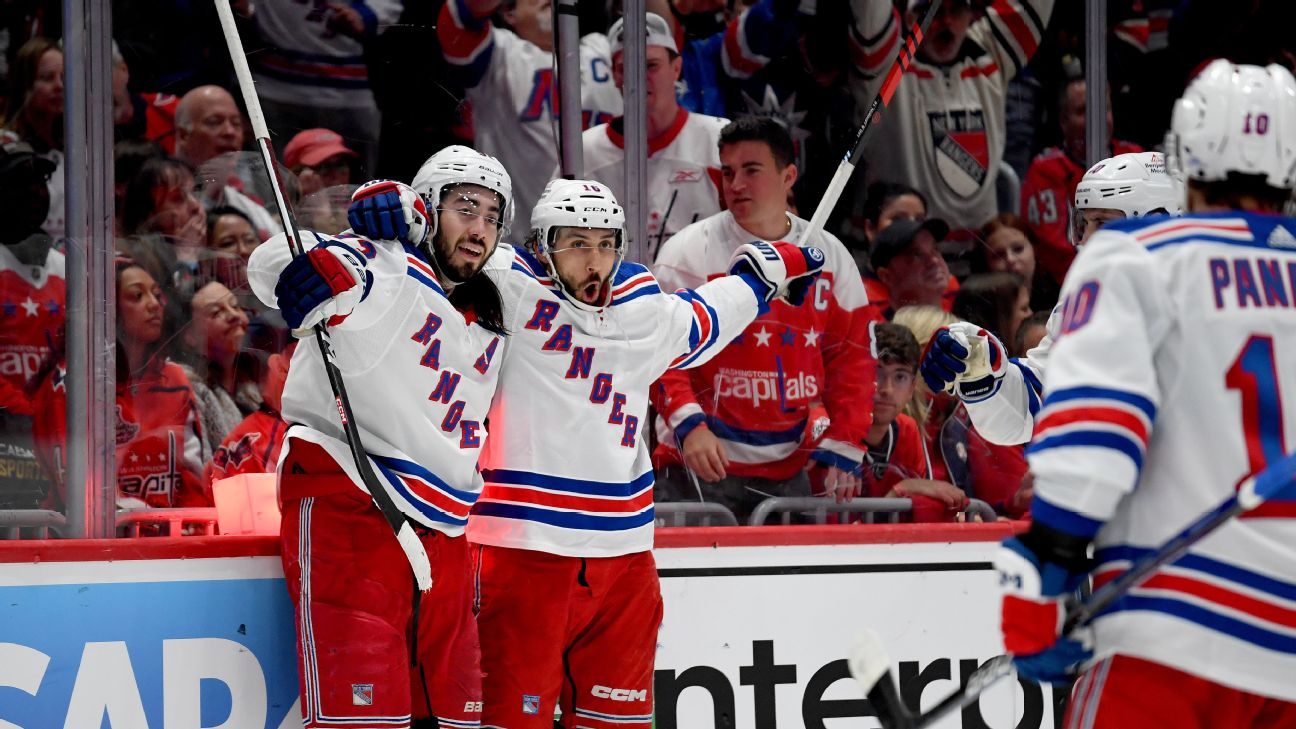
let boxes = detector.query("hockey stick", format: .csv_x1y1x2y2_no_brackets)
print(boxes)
848,450,1296,728
213,0,432,590
796,0,943,248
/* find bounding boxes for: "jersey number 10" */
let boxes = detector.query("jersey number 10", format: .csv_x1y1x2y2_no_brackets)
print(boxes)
1225,334,1294,517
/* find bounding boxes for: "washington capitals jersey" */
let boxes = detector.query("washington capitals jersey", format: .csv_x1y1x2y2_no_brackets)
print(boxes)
651,211,875,480
438,0,622,227
0,242,64,416
467,246,763,557
850,0,1054,230
1026,212,1296,701
247,232,503,535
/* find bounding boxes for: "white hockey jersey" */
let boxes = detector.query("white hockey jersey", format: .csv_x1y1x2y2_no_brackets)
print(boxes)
466,246,763,557
850,0,1054,231
1026,212,1296,701
438,0,623,230
579,110,729,262
247,232,503,535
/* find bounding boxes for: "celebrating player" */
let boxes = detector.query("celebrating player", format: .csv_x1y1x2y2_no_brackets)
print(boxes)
348,175,822,728
995,60,1296,726
246,145,515,729
920,151,1182,445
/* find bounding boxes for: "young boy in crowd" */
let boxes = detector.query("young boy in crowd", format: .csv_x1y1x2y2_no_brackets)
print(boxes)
863,323,968,522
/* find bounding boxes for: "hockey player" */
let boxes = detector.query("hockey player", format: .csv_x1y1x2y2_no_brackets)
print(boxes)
920,151,1182,446
652,116,875,518
579,12,729,260
994,61,1296,726
246,145,515,728
347,175,822,727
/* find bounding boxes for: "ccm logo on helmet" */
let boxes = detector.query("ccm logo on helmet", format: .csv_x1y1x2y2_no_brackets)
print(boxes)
592,685,648,702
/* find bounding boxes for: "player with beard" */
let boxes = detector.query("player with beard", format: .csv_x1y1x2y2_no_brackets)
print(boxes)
246,145,514,728
348,176,824,728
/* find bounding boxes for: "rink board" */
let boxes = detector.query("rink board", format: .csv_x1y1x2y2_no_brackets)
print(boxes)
0,525,1061,729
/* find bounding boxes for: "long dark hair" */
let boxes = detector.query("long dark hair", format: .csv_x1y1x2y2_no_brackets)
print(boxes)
121,156,195,235
953,272,1026,346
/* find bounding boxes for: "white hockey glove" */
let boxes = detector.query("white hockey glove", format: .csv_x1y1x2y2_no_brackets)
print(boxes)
274,240,367,330
920,322,1009,400
727,240,826,305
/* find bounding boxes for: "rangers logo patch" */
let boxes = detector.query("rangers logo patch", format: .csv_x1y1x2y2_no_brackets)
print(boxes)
522,694,541,715
927,109,989,198
352,684,373,706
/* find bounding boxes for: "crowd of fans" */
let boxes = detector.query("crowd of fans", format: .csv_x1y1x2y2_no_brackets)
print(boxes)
0,0,1292,534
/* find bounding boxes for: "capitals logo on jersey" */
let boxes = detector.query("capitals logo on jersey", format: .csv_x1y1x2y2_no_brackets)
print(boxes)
928,109,989,197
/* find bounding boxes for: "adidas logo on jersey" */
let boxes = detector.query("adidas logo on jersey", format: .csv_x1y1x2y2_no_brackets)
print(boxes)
1268,225,1296,249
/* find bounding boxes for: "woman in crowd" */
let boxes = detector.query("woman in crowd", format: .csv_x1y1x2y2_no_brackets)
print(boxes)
952,272,1033,357
31,257,208,510
173,279,255,455
2,37,66,235
971,213,1059,312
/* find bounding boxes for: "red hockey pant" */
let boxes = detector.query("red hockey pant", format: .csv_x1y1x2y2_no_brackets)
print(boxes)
1065,654,1296,729
280,440,482,728
473,545,662,729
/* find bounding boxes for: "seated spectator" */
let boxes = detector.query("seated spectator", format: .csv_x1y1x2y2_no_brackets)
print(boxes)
1020,75,1142,287
850,181,928,271
113,140,166,231
860,323,968,522
30,257,208,510
174,84,278,238
581,11,728,260
203,205,260,306
892,304,1029,518
971,213,1059,312
0,140,61,507
174,280,256,454
2,37,65,236
1015,309,1050,356
952,272,1032,357
205,342,292,487
110,41,179,153
284,128,359,234
120,156,208,291
864,218,955,320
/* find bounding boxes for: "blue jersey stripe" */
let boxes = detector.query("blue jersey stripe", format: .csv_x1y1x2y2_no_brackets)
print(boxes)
373,459,469,526
706,415,806,446
1106,595,1296,655
1027,430,1145,471
1043,386,1157,421
1030,494,1105,539
472,501,655,531
1096,546,1296,602
373,454,479,503
481,468,654,498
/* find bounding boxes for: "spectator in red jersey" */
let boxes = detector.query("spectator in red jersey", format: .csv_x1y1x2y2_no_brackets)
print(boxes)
952,272,1032,357
861,323,968,522
970,213,1059,312
205,342,292,487
174,280,255,455
2,37,66,236
30,258,208,511
864,218,954,321
1020,75,1142,287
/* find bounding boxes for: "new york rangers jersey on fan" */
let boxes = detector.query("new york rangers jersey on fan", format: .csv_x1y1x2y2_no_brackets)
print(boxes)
247,233,503,535
580,110,728,261
467,246,763,557
652,212,874,479
438,0,623,226
1027,212,1296,701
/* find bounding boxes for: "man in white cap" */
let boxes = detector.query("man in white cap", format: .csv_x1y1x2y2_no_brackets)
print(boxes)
578,11,730,261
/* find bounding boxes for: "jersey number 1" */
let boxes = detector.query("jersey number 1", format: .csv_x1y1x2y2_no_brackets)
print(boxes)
1225,334,1294,517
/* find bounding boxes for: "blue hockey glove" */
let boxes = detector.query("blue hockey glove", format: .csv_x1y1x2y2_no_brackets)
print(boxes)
347,180,431,245
920,322,1007,399
995,532,1093,684
275,241,367,329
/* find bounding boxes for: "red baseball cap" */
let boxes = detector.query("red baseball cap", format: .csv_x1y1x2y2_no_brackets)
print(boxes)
283,128,357,169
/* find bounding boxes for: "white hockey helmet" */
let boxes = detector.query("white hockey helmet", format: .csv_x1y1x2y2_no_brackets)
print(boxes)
1166,60,1296,191
1074,151,1183,217
411,145,514,236
528,178,626,311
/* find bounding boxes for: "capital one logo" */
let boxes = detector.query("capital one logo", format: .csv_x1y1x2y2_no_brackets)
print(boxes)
592,684,647,702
